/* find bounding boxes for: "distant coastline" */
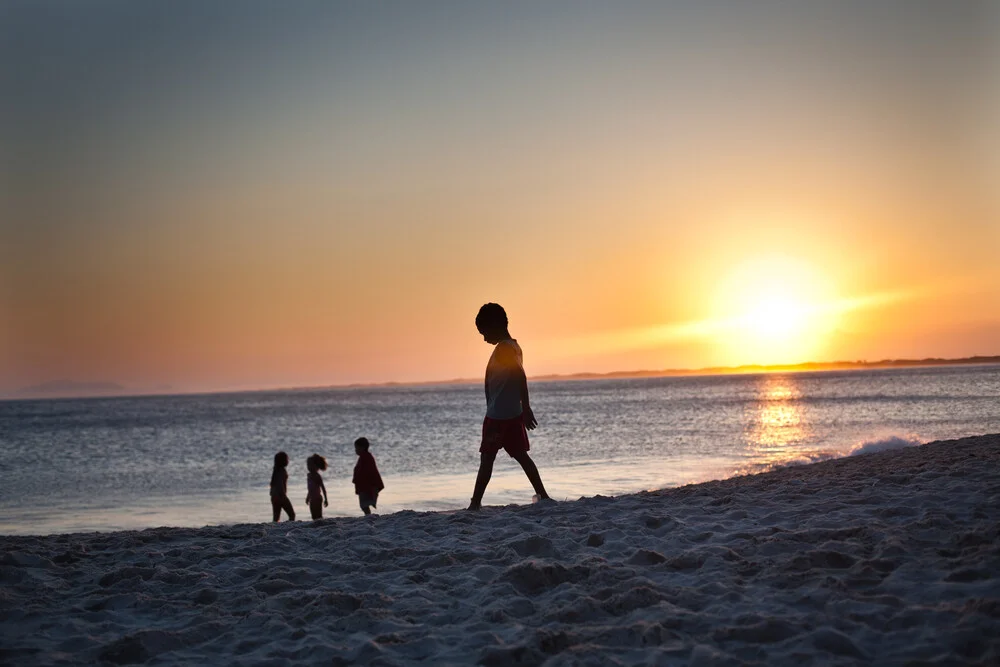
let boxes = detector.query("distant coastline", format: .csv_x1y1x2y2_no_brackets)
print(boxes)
528,354,1000,383
357,354,1000,389
16,380,126,396
9,355,1000,400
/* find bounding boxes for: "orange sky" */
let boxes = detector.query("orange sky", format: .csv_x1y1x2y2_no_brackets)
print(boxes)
2,2,998,395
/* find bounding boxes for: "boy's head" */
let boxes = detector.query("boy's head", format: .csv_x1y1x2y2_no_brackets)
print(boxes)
274,451,289,468
354,437,370,455
475,303,508,344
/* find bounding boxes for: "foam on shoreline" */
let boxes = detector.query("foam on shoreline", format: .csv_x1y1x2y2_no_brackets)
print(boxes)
2,434,998,665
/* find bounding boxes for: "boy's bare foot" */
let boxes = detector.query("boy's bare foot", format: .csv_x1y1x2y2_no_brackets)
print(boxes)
467,499,482,511
532,494,555,504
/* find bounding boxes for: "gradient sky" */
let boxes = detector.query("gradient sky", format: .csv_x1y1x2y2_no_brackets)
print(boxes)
2,1,998,394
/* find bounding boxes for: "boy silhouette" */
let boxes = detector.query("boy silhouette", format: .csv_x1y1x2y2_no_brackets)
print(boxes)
352,437,384,516
468,303,551,510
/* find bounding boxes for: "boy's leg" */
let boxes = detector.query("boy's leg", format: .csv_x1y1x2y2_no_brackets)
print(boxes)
310,501,322,520
511,451,549,500
469,449,498,509
281,496,296,521
358,493,372,515
271,496,281,522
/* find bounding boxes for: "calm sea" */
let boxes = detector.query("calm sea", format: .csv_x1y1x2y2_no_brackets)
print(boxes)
1,364,998,535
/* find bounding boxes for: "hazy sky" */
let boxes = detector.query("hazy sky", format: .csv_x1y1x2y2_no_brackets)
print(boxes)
2,1,998,394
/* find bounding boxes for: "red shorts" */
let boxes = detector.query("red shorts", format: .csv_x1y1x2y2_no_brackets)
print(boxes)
480,415,530,458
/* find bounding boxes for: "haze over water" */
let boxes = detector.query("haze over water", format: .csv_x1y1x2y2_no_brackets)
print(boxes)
1,364,997,536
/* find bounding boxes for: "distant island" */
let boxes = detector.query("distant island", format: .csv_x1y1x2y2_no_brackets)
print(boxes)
527,355,1000,383
344,355,1000,389
17,380,126,397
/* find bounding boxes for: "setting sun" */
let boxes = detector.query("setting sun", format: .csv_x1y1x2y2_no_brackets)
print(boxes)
742,294,810,340
713,256,837,365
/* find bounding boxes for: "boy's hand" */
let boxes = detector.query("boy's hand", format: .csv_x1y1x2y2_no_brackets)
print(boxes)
523,406,537,430
324,499,329,507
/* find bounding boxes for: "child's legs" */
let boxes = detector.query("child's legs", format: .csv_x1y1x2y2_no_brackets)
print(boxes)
471,449,498,505
309,500,323,520
272,495,295,521
511,450,548,499
358,492,378,515
280,496,295,521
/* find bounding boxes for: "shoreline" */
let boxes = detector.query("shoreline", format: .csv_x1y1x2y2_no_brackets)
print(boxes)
0,437,914,539
2,433,998,664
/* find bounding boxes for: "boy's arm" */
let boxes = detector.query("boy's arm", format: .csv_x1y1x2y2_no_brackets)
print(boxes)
516,365,537,430
365,456,385,493
495,342,536,429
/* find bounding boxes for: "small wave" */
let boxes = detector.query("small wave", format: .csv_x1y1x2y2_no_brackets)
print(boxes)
734,450,842,476
849,435,922,457
772,451,844,469
734,433,923,477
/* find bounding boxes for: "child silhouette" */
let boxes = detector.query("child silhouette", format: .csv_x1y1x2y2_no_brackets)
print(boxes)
352,437,385,515
305,454,328,519
468,303,551,510
269,451,295,522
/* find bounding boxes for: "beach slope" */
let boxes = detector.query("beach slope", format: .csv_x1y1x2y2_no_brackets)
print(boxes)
2,434,999,665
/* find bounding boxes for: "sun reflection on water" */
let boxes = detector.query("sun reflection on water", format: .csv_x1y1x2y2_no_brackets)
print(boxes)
743,374,812,470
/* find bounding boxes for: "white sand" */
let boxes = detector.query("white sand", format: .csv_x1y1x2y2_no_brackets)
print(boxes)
2,434,999,665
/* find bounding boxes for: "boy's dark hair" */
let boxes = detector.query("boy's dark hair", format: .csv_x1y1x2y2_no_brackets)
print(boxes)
274,451,289,467
354,437,370,452
476,303,507,332
307,454,327,472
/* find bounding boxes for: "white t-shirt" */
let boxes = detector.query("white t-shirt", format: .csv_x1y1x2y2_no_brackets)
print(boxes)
485,339,524,420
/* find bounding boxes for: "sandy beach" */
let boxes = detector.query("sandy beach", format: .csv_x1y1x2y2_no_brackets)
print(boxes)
2,433,998,665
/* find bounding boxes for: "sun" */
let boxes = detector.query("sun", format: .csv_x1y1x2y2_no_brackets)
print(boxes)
742,293,810,339
712,256,836,364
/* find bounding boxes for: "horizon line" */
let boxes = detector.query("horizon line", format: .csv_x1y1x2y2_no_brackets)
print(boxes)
7,354,1000,401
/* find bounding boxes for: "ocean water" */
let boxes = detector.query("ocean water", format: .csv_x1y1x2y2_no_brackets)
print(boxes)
1,364,998,536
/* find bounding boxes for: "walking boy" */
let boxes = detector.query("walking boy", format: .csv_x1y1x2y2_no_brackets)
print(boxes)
468,303,551,510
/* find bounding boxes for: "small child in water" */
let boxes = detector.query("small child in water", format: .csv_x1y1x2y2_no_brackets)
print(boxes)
352,437,384,516
269,452,295,522
305,454,329,519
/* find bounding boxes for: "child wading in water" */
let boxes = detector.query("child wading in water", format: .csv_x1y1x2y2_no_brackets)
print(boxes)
352,437,384,515
269,452,295,522
305,454,328,519
468,303,551,510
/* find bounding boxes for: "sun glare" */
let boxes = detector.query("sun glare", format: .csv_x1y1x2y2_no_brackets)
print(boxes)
713,256,836,365
743,294,809,339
